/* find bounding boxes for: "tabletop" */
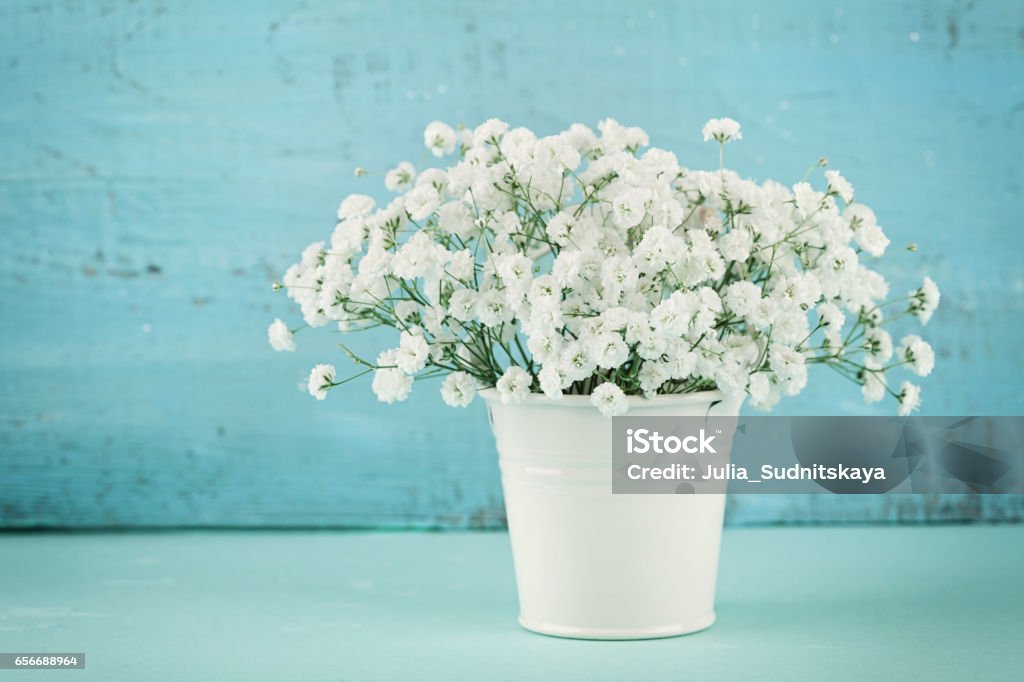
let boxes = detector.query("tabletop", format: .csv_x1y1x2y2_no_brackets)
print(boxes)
1,526,1021,681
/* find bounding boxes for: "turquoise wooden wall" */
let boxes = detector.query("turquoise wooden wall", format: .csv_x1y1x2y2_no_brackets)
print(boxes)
1,0,1022,528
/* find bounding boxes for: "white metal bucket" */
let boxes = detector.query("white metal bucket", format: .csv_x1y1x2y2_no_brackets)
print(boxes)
481,388,744,640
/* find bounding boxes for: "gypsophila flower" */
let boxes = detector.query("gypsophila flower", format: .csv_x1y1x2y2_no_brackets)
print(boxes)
496,366,532,404
424,121,457,157
748,373,772,404
404,183,441,221
910,276,941,325
372,350,413,404
825,170,854,204
473,118,509,146
865,328,893,363
591,382,629,417
268,319,296,352
847,204,889,257
897,381,922,416
337,194,375,220
307,364,335,400
441,372,477,407
538,365,565,399
396,331,429,374
271,117,938,417
861,360,887,404
770,345,808,396
898,335,935,377
587,333,630,370
385,161,416,192
817,303,845,346
702,117,742,143
612,188,651,228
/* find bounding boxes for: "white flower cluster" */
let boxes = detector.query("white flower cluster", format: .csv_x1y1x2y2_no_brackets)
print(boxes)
270,118,940,417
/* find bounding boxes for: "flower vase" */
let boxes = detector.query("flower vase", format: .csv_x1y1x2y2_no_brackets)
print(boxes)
481,389,744,640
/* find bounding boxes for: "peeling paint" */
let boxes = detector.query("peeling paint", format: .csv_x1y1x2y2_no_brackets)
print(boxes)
0,0,1022,529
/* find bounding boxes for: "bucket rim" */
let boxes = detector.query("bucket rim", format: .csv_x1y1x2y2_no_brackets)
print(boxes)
478,386,730,409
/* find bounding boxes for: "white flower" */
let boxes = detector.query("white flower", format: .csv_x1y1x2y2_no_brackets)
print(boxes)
562,123,598,153
448,288,479,321
529,274,562,303
769,345,808,396
372,368,413,403
855,224,889,258
748,372,780,410
332,218,367,258
910,276,940,325
587,332,630,370
600,256,639,298
724,281,762,318
638,361,670,396
865,327,893,363
272,118,938,417
436,201,476,239
392,232,442,278
597,118,648,152
591,382,629,417
651,291,699,337
847,205,889,257
718,228,753,262
526,330,561,364
473,118,509,146
861,359,887,404
496,366,532,404
898,335,935,377
702,117,742,143
817,303,845,346
820,246,858,281
825,170,854,204
538,365,565,399
447,249,475,281
385,161,416,192
475,290,513,327
307,364,336,400
268,319,296,352
634,225,681,273
544,211,577,246
666,345,697,380
636,328,668,361
337,194,375,220
773,272,821,310
612,188,651,228
396,331,429,374
405,183,442,221
372,350,413,403
424,121,457,157
441,372,476,407
495,252,533,289
792,182,825,218
748,372,771,402
559,341,596,381
897,381,921,416
416,168,447,188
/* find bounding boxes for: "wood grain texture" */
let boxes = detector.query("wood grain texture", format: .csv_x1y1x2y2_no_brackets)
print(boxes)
1,0,1022,528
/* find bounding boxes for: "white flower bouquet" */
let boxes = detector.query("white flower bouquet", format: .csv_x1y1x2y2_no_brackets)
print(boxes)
269,118,939,416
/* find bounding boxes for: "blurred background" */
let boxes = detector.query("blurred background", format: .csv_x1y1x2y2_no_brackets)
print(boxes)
1,0,1021,529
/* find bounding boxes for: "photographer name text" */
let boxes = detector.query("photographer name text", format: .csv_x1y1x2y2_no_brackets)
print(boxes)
624,462,886,483
623,428,886,484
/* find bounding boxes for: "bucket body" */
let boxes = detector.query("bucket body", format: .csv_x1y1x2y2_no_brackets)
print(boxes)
482,389,743,640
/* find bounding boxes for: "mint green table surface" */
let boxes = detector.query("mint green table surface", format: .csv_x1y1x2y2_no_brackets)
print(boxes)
1,527,1021,681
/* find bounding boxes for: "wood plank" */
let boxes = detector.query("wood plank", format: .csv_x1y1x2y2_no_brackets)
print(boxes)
1,0,1022,527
